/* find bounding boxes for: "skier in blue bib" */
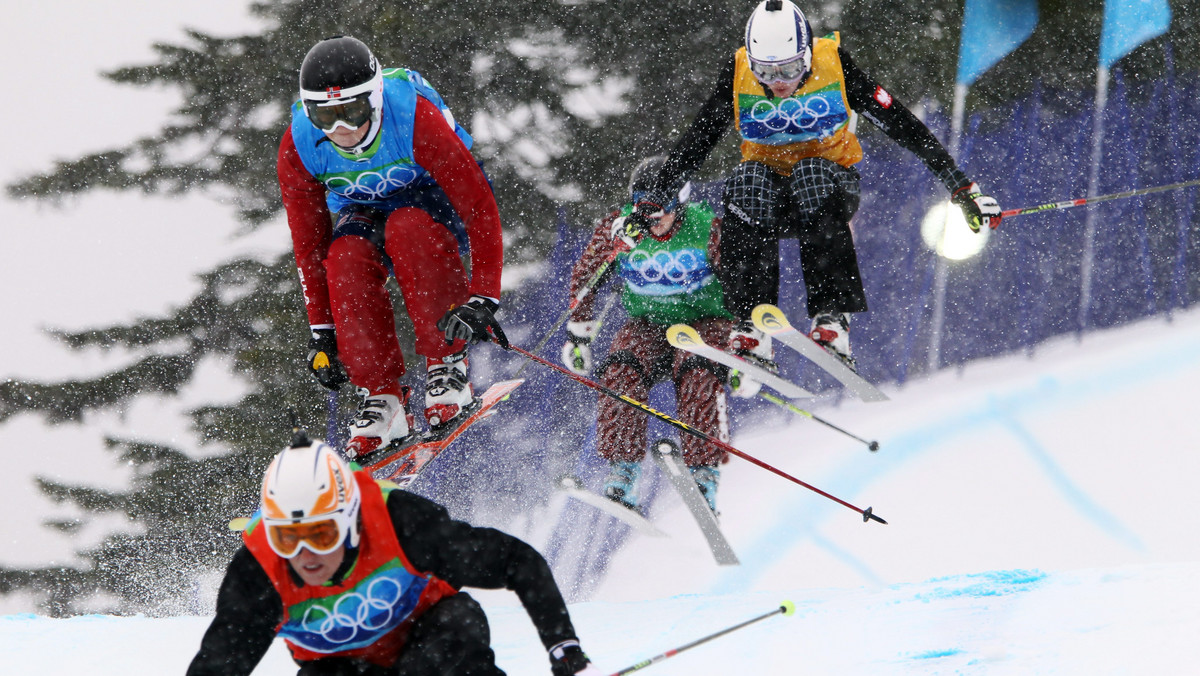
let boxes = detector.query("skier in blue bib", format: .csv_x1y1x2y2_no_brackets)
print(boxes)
279,36,507,458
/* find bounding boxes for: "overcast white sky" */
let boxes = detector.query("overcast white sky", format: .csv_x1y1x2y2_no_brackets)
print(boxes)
0,1,278,599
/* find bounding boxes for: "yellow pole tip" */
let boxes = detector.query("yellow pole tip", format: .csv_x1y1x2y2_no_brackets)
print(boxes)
780,600,796,616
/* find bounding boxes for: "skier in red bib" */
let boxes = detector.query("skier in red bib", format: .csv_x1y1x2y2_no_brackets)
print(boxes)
627,0,1000,383
279,35,507,459
187,436,597,676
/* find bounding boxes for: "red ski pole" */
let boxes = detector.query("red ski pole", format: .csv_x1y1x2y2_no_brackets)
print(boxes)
1001,177,1200,219
505,342,886,524
607,601,796,675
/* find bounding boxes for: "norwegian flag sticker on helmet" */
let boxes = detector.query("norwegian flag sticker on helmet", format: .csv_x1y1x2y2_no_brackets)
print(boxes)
326,86,342,99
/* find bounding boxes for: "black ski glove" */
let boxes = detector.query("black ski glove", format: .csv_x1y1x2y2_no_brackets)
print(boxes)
306,328,348,391
951,182,1002,232
437,296,509,348
940,167,1001,232
549,640,594,676
624,198,666,238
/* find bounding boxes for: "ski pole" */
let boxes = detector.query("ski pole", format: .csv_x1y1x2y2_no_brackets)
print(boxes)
757,390,880,451
1001,177,1200,219
608,601,796,675
326,389,340,452
504,342,886,524
518,230,642,375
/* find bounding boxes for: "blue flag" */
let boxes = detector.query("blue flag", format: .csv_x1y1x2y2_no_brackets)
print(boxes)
956,0,1039,86
1099,0,1171,69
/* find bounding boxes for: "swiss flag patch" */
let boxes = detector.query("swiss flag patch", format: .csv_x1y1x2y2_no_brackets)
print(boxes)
873,86,893,108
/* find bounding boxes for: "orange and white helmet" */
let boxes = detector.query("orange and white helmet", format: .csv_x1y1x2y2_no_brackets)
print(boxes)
260,439,362,558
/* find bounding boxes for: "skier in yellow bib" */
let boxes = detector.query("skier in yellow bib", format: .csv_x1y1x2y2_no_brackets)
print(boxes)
626,0,1000,382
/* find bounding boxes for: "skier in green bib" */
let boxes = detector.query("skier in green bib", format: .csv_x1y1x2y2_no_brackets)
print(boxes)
561,157,732,515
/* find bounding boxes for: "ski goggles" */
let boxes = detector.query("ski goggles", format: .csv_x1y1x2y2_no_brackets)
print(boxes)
304,94,374,132
748,55,810,85
631,191,679,215
265,517,346,558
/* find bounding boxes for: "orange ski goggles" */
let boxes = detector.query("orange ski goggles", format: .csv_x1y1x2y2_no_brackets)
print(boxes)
266,518,345,558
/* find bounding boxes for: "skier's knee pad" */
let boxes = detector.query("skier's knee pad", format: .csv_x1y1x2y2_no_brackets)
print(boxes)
723,161,782,231
597,350,651,389
789,158,861,218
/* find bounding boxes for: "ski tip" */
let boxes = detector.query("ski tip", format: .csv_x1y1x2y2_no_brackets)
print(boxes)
779,600,796,617
751,303,790,333
868,440,880,452
862,506,888,525
228,517,250,532
664,323,703,348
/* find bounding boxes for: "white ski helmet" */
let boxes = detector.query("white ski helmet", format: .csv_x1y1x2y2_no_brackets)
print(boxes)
299,35,385,154
260,437,362,558
744,0,814,85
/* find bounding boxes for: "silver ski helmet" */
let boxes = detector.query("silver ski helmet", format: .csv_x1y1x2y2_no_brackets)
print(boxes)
299,36,384,153
744,0,813,86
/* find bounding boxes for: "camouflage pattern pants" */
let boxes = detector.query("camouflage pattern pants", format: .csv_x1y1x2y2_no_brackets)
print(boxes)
595,316,732,468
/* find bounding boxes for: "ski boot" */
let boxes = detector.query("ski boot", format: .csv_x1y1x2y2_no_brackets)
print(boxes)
602,459,643,511
727,320,776,398
345,387,414,460
425,350,473,429
809,312,855,370
689,465,721,515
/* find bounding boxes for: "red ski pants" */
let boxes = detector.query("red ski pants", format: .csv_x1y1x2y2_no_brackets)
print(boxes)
596,316,732,467
325,208,469,394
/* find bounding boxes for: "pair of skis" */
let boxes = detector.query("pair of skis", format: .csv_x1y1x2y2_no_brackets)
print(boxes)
228,379,523,533
667,304,888,403
558,438,739,566
358,379,524,487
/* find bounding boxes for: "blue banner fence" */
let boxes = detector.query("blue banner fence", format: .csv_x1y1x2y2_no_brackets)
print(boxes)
415,65,1200,599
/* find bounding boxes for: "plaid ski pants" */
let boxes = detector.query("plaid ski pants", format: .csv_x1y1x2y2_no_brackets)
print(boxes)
720,158,867,319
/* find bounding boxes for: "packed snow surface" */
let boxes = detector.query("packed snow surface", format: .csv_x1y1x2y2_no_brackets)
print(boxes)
7,309,1200,673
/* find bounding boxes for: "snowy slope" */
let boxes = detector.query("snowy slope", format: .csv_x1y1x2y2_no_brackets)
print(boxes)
586,309,1200,602
3,564,1197,673
6,306,1200,673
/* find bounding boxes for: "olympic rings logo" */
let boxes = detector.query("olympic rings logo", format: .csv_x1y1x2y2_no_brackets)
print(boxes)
627,249,703,284
748,94,835,133
325,164,423,201
298,576,406,646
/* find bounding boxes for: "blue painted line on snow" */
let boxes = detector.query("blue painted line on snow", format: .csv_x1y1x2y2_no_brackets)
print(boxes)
718,327,1200,591
990,403,1145,552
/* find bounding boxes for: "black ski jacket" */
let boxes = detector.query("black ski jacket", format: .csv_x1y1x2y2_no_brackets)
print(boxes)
187,489,576,675
651,45,964,198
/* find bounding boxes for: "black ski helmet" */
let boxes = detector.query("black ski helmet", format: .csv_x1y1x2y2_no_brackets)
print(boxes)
299,36,384,153
628,156,667,201
628,156,690,211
